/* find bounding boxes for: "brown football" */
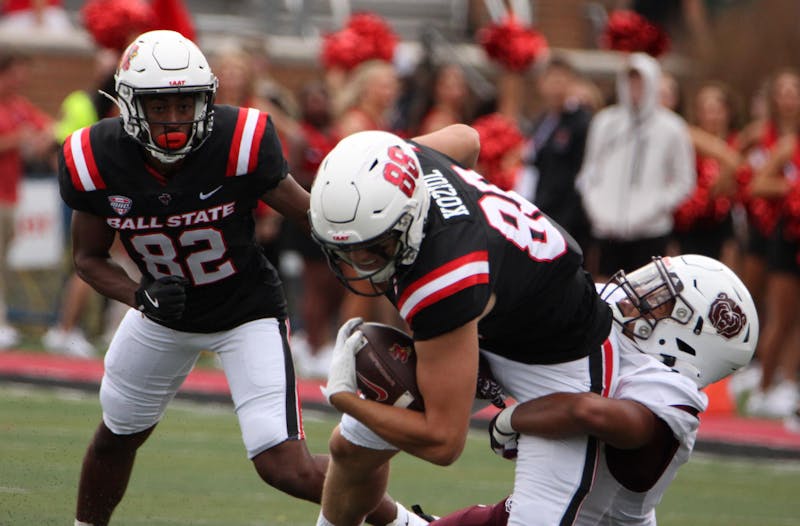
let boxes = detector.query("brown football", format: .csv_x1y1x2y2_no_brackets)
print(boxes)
355,322,424,411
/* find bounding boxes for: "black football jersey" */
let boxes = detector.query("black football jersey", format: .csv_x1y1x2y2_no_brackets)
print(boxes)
58,105,288,332
389,143,612,364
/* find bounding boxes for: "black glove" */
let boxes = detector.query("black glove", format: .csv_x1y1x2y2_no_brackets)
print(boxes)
135,276,188,321
476,355,507,409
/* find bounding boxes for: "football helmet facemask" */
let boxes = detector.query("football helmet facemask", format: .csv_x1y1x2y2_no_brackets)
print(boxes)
115,30,217,164
601,255,758,388
310,131,430,296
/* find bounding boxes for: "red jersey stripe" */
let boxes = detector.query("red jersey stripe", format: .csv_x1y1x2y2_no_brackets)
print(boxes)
64,128,105,191
79,126,104,190
247,111,268,173
62,133,82,191
601,339,614,398
226,107,249,177
404,272,490,324
398,250,489,308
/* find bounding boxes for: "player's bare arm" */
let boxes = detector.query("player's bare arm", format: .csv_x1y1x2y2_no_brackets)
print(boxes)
412,124,480,169
506,393,660,449
71,210,139,307
261,173,311,233
331,320,480,465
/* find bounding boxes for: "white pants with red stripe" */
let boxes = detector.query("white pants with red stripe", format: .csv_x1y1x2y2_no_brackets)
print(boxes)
100,309,303,458
481,341,619,526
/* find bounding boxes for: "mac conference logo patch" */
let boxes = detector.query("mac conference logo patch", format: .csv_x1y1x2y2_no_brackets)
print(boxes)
108,195,132,216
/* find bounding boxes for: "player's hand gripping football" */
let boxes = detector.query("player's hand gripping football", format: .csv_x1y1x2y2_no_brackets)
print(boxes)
322,317,367,405
135,276,189,321
489,405,520,460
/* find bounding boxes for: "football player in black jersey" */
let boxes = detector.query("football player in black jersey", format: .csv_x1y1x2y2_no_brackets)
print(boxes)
309,127,614,526
59,30,414,526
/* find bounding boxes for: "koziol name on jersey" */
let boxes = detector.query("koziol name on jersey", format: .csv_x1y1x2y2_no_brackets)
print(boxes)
422,170,469,219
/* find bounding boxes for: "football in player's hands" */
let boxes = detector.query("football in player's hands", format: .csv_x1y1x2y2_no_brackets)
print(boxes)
355,322,424,411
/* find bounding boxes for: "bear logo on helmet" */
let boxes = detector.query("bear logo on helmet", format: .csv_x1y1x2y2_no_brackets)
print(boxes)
708,293,747,338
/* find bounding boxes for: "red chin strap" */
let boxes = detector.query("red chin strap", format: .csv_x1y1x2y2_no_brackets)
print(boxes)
154,131,189,149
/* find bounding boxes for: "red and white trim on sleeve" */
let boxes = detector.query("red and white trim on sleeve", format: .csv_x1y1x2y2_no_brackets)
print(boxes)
601,338,614,398
226,107,268,177
398,250,490,323
63,127,105,191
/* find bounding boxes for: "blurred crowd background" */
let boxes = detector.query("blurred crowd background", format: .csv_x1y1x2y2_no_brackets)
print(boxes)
2,0,800,423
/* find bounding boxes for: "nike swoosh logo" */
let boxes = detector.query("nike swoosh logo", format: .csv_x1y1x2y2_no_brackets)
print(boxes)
199,185,223,200
356,372,389,402
144,290,159,308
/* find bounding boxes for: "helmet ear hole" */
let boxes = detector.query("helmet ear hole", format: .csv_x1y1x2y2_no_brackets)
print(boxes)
675,338,697,356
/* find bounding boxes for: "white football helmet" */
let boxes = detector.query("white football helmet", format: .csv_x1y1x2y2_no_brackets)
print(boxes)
310,131,430,295
115,30,217,163
601,255,758,388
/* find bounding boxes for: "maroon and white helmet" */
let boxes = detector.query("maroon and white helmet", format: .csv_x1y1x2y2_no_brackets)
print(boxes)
601,254,758,388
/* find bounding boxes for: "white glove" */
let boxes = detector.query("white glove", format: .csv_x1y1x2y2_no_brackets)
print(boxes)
489,404,519,460
321,317,366,404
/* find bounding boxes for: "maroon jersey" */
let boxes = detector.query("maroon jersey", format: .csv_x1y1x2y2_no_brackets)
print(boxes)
58,105,289,332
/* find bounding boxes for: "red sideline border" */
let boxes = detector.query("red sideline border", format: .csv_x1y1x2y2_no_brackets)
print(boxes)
2,351,800,459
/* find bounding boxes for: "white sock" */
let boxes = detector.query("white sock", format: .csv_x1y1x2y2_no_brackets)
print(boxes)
316,512,336,526
75,521,94,526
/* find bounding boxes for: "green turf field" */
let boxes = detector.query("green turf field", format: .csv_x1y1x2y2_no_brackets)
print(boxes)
2,384,798,525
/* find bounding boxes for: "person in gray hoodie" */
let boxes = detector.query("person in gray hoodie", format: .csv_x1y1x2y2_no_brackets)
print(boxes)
577,52,695,279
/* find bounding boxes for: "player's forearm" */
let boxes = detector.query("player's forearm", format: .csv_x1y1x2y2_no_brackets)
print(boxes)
332,393,468,465
74,256,139,307
510,393,598,439
261,175,310,234
510,392,656,449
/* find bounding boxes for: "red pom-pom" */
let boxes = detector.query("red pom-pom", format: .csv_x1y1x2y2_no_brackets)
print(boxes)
601,10,670,57
82,0,156,51
150,0,197,42
748,197,782,237
478,15,548,72
673,157,733,231
472,113,524,191
320,12,397,71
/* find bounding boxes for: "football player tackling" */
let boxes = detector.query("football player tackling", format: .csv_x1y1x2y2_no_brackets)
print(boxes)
421,254,758,525
60,30,414,526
